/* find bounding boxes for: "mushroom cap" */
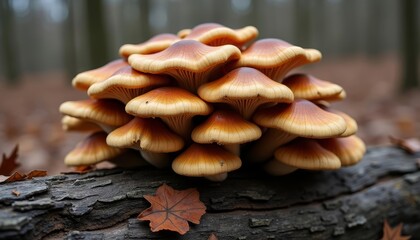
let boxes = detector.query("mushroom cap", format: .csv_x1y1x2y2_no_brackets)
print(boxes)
191,109,262,145
253,99,347,138
87,66,171,103
65,132,126,166
172,143,242,177
59,99,132,127
282,74,344,101
318,135,365,166
128,40,241,92
184,23,258,47
107,117,184,153
125,87,213,117
322,108,358,137
232,38,322,80
177,28,191,38
274,138,341,170
119,33,180,58
72,59,128,91
61,115,102,132
197,67,294,118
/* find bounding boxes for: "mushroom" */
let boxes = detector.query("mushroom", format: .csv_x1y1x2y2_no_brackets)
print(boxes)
119,33,180,59
263,138,341,176
125,87,213,139
191,109,262,155
172,143,242,182
322,108,358,137
177,28,191,38
197,67,294,119
232,38,322,81
59,99,132,133
318,135,366,166
72,59,128,91
61,115,102,132
128,40,241,92
183,23,258,47
247,99,347,162
107,149,149,168
282,74,344,101
65,131,126,166
87,66,171,104
106,117,184,168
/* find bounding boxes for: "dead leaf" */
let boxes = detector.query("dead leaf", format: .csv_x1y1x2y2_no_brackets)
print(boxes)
62,165,96,174
208,233,218,240
0,145,20,175
4,172,26,183
138,183,206,235
12,189,20,197
381,219,411,240
26,170,47,179
390,136,420,154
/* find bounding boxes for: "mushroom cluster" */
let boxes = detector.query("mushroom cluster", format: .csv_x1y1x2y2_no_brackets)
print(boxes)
60,23,365,181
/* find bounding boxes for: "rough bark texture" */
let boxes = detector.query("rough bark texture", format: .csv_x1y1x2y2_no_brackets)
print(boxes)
0,147,419,240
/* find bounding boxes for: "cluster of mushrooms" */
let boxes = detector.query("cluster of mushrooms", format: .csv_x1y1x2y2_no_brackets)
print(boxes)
60,23,366,181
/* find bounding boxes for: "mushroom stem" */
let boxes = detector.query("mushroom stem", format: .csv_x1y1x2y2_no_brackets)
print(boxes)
205,172,228,182
246,129,296,162
222,144,240,156
263,160,298,176
140,151,171,168
161,116,193,140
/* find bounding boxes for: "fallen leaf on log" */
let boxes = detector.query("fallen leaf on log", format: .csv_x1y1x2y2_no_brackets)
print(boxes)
0,145,20,175
62,165,96,174
12,189,20,197
390,136,420,154
3,172,26,183
381,219,411,240
26,170,47,179
138,183,206,235
208,233,218,240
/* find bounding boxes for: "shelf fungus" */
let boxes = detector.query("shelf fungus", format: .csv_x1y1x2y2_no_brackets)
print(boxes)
60,23,365,181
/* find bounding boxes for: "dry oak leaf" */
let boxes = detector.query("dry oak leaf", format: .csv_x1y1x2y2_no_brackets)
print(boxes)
138,183,206,235
26,170,47,179
2,171,26,183
389,136,420,154
381,219,411,240
0,145,20,175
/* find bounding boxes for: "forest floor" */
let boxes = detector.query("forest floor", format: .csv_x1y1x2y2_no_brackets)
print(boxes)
0,54,419,175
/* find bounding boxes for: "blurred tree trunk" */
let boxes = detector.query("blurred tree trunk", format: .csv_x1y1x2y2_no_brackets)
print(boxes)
0,0,19,84
64,0,77,80
86,0,108,68
139,0,151,41
294,0,310,47
401,0,419,91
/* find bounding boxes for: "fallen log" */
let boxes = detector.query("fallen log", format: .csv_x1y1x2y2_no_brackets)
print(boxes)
0,146,419,239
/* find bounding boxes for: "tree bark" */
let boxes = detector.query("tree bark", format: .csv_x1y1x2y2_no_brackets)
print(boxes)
0,146,419,239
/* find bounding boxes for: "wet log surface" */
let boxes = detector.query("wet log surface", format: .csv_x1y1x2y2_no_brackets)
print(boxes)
0,146,419,239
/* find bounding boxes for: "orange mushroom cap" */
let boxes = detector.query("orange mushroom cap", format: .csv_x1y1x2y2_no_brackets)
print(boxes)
128,40,241,92
119,33,180,58
318,135,365,166
198,67,294,119
183,23,258,47
72,59,128,91
87,66,171,104
232,38,321,81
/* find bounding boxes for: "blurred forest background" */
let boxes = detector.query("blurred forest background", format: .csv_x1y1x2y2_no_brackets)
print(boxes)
0,0,419,174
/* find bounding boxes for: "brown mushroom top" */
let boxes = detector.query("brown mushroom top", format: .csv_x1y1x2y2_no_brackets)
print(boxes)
191,109,262,145
65,132,126,166
274,138,341,170
232,38,322,80
253,99,347,138
119,33,180,58
183,23,258,47
172,143,242,177
87,66,171,103
72,59,128,91
106,117,184,153
282,74,344,101
318,135,365,166
128,40,241,92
